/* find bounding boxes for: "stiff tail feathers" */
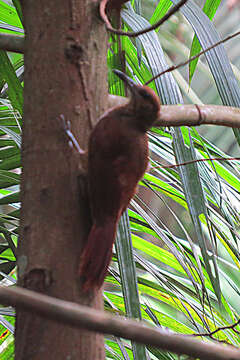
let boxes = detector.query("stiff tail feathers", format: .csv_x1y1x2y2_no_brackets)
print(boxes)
79,219,117,291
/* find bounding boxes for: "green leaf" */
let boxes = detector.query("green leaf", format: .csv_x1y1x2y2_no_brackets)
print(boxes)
0,1,22,30
0,154,21,170
122,6,221,303
174,0,240,144
150,0,172,27
0,248,15,261
0,170,20,188
0,191,19,205
116,213,147,360
0,51,23,116
12,0,23,26
189,0,221,84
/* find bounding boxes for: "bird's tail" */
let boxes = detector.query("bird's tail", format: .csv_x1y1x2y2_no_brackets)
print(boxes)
79,219,117,291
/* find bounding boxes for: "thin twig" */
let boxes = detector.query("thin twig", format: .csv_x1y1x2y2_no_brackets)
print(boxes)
100,0,188,37
191,319,240,340
152,157,240,170
145,30,240,85
0,286,240,360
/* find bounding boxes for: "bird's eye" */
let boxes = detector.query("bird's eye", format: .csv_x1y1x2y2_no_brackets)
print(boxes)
139,89,151,99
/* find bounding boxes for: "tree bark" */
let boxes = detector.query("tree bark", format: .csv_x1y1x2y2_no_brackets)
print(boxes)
16,0,107,359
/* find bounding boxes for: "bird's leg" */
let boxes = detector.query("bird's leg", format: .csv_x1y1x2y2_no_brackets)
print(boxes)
59,114,85,155
59,114,88,202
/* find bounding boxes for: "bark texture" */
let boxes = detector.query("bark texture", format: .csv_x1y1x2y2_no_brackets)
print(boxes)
16,0,107,359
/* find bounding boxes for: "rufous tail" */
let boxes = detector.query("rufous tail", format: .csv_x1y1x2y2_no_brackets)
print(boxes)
79,219,117,291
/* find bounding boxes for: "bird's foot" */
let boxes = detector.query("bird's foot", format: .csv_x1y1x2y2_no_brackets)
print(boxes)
59,114,85,155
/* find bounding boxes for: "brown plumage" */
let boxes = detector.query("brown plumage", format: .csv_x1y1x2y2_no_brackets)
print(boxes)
79,70,161,291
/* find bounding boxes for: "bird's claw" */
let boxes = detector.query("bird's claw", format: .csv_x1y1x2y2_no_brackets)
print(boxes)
59,114,85,155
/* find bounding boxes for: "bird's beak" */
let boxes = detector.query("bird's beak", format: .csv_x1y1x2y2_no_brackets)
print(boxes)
113,69,138,94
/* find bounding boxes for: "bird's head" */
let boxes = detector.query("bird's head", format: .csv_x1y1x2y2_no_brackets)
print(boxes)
113,70,160,131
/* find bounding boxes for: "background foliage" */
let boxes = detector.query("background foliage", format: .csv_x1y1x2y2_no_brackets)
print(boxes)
0,0,240,359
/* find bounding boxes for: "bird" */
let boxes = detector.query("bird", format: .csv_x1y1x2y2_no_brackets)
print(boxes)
79,70,161,291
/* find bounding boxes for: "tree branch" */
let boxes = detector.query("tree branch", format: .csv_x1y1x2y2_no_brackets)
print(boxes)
156,104,240,128
100,0,188,37
0,33,24,53
108,96,240,128
0,286,240,360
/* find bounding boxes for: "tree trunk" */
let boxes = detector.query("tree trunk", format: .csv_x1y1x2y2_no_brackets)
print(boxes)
16,0,107,359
